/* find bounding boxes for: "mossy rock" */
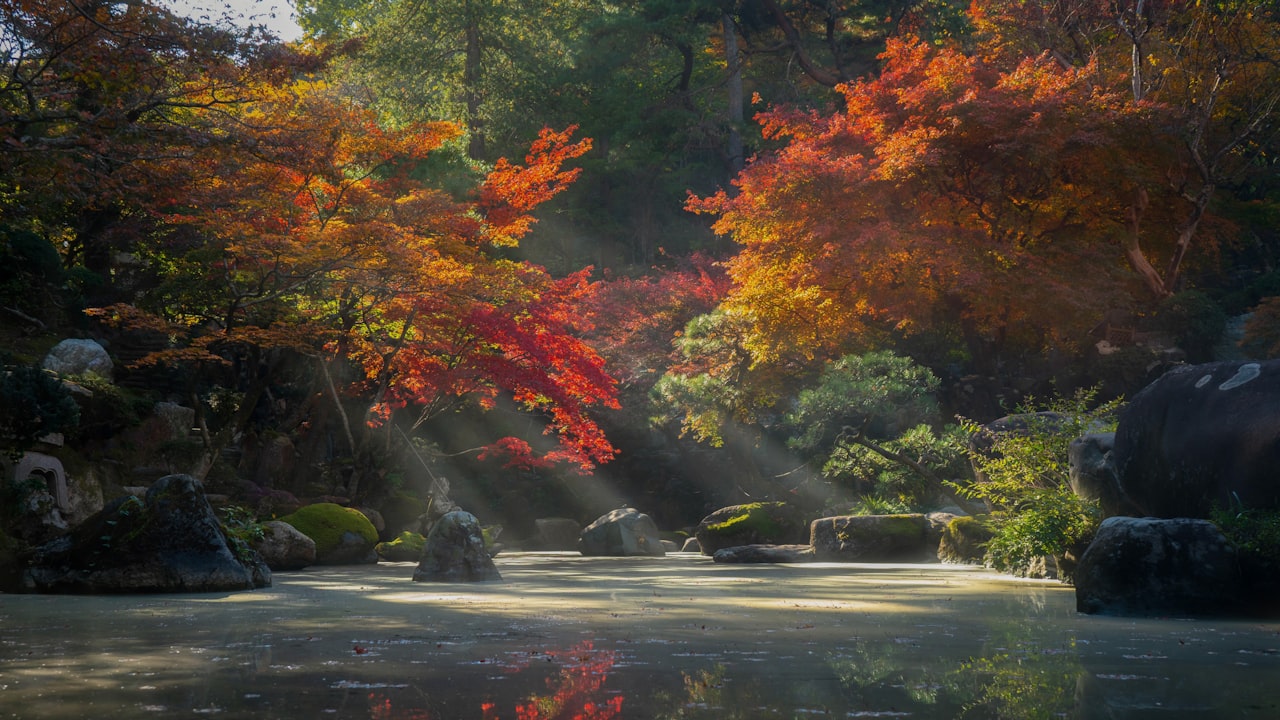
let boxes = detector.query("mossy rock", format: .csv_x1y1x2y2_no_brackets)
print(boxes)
376,531,426,562
694,502,807,555
280,503,379,565
810,514,931,562
938,515,995,565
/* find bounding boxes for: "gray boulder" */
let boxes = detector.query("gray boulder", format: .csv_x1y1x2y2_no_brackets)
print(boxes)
578,508,665,557
16,474,270,593
42,338,113,377
253,520,316,571
693,502,807,556
810,514,932,562
1075,517,1243,617
712,544,815,563
1067,432,1133,517
413,511,501,582
1104,361,1280,518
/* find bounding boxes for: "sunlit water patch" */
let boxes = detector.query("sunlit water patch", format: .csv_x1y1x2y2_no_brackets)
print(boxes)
1,553,1277,718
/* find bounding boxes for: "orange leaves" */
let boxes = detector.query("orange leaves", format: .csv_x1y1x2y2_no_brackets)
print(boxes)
696,34,1146,367
478,126,592,247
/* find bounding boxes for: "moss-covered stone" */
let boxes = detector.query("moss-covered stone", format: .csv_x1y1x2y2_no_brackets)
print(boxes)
938,515,995,565
376,531,426,562
694,502,807,555
810,514,931,562
280,503,378,565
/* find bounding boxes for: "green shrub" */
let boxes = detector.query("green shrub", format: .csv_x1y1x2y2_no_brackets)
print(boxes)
67,373,152,442
1156,290,1226,362
956,390,1120,577
1211,504,1280,576
0,364,80,458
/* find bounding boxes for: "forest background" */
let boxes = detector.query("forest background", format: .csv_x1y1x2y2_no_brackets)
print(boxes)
2,0,1279,541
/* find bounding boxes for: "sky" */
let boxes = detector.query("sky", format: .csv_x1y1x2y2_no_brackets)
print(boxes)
162,0,304,42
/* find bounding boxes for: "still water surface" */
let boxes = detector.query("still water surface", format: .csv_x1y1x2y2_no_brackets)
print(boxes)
1,553,1277,719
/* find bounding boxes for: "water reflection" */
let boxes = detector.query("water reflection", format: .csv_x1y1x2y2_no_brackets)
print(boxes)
1,555,1277,718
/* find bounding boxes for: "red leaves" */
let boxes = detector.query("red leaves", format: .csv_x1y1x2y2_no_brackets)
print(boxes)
478,126,592,247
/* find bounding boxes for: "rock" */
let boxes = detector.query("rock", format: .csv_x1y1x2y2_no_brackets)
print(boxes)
41,338,113,377
16,474,270,593
1067,433,1130,517
358,507,386,535
712,544,815,563
810,514,932,562
533,517,582,551
413,511,501,582
279,503,379,565
152,402,195,442
578,508,665,557
937,515,993,564
693,502,808,556
924,512,960,549
1102,361,1280,518
1074,517,1244,617
253,520,316,571
680,537,702,553
376,531,425,562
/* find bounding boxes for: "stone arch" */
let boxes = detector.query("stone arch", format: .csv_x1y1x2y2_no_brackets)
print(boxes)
12,451,69,511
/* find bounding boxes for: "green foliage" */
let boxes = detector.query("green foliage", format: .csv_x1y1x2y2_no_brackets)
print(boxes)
957,390,1121,575
820,423,970,507
218,505,265,565
844,495,915,516
784,352,964,507
787,351,941,454
1211,503,1280,575
0,228,62,312
0,364,80,458
66,373,151,442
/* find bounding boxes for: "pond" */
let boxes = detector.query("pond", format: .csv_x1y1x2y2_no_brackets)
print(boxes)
1,553,1277,719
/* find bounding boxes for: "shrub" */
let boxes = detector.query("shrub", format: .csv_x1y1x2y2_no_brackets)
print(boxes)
0,364,80,458
956,390,1120,577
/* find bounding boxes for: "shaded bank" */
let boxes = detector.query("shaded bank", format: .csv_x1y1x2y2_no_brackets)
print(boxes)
0,554,1277,718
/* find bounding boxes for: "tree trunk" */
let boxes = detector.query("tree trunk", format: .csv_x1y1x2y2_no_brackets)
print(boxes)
723,14,745,178
464,15,485,160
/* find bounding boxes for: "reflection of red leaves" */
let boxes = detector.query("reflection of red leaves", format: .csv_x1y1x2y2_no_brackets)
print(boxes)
510,641,623,720
353,644,368,655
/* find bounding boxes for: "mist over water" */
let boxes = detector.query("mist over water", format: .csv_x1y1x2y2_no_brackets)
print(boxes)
1,554,1277,718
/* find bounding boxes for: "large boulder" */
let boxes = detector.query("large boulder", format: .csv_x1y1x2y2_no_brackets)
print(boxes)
279,503,379,565
578,508,665,557
937,515,994,564
41,338,113,377
810,514,932,562
1067,432,1133,517
413,511,501,582
15,474,270,593
253,520,316,571
1074,517,1243,617
1101,361,1280,518
693,502,808,556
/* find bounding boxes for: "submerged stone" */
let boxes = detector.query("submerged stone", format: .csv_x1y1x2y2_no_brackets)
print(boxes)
413,511,501,582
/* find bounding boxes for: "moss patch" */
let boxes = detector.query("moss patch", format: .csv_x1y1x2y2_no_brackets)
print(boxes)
705,502,785,537
280,503,378,557
376,531,426,562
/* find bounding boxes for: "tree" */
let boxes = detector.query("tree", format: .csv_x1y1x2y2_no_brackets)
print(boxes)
691,36,1146,372
0,0,297,295
95,76,619,490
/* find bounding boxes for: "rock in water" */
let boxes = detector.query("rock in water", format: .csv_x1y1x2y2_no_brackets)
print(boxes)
17,474,270,593
712,544,815,563
693,502,807,556
254,520,316,571
278,503,379,565
413,511,501,582
1074,517,1243,617
810,514,932,562
578,508,665,557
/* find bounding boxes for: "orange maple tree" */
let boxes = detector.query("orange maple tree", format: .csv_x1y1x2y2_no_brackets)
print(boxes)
95,76,618,483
